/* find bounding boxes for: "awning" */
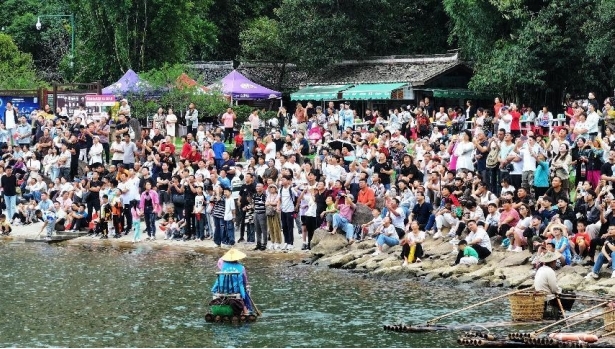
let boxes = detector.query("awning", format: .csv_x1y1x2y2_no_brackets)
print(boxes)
342,83,406,100
432,89,493,100
290,84,353,101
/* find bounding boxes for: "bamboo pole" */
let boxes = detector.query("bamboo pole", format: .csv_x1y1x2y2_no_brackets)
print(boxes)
600,330,615,337
556,309,613,332
532,302,608,336
588,320,615,334
425,287,531,325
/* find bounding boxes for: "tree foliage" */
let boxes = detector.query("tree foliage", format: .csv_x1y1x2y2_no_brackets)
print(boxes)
445,0,612,106
0,33,44,89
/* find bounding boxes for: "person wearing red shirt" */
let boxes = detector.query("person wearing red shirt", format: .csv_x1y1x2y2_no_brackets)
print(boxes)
494,96,504,118
158,136,176,154
510,103,522,138
180,136,192,160
570,219,591,260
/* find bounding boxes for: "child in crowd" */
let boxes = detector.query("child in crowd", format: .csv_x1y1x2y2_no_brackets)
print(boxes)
99,195,111,239
38,209,57,239
131,206,142,243
0,214,12,236
361,208,383,240
321,196,337,231
194,185,205,240
455,239,479,265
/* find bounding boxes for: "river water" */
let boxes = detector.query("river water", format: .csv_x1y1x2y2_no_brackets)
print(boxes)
0,242,517,347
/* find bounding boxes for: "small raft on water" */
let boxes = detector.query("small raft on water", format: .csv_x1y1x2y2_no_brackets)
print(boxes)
205,313,258,323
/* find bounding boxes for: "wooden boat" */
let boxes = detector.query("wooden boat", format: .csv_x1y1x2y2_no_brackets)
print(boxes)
205,271,261,324
204,313,258,323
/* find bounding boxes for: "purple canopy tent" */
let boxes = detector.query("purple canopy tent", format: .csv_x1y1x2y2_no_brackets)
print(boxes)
220,70,282,101
102,69,150,95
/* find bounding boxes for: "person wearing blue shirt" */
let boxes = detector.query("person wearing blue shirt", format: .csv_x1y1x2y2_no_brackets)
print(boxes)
340,102,354,130
211,248,253,315
212,134,226,169
70,203,89,231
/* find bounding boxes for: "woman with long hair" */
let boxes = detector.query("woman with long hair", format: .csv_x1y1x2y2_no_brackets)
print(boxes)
454,130,475,172
550,143,572,192
265,184,282,250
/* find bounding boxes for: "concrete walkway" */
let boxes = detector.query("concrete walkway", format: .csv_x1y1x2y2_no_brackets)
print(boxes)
1,220,308,256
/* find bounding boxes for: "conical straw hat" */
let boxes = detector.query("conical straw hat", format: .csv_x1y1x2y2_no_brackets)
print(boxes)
221,248,246,262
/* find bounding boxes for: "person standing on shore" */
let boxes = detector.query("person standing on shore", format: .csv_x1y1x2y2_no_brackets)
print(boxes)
252,183,267,251
221,108,236,144
1,166,17,221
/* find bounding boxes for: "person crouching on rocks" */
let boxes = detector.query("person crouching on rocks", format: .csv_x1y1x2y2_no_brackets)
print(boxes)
455,239,479,265
372,217,399,256
400,220,425,266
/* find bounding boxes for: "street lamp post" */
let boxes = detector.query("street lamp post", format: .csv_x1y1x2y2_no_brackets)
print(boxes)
36,14,75,68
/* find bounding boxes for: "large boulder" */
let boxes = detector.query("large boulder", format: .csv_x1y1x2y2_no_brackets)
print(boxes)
310,228,329,247
351,203,373,226
310,233,348,257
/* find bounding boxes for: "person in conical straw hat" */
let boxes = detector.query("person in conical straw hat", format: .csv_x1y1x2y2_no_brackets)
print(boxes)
534,250,572,318
211,248,253,315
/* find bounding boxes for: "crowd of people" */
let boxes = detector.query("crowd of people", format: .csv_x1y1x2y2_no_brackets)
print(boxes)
1,93,615,281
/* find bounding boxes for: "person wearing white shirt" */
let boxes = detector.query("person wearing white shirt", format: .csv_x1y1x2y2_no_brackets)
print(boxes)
520,136,541,189
498,106,513,133
465,220,492,259
88,136,104,165
454,130,476,172
586,104,600,140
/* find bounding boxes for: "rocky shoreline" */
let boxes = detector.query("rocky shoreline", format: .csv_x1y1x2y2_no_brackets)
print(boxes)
3,209,614,297
307,226,615,296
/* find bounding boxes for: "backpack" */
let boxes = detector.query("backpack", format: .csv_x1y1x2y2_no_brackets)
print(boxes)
486,141,500,168
280,187,298,211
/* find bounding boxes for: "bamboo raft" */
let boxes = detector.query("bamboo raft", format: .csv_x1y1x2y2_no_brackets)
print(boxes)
383,288,615,348
204,313,258,323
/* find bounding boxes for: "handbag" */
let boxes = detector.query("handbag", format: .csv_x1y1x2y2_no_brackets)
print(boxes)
266,205,276,217
172,193,184,205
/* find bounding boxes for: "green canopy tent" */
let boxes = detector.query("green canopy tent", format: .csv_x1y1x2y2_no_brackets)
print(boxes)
341,83,407,100
290,84,353,101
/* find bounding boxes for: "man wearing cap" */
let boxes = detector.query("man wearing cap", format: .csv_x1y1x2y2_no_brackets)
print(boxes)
211,248,253,315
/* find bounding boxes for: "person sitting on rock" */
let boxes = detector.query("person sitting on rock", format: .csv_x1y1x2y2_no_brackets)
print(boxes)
585,226,615,280
372,217,398,256
330,194,356,242
464,220,492,261
361,208,382,240
321,196,337,232
433,196,459,239
400,220,425,266
569,219,591,264
454,239,479,265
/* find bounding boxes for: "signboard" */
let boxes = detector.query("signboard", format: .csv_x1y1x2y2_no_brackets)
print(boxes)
85,95,116,106
0,96,40,120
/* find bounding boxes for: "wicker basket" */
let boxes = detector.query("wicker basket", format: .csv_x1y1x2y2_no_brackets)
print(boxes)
604,304,615,332
509,291,546,321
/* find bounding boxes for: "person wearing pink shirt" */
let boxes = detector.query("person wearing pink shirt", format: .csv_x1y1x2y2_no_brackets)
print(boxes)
221,108,236,144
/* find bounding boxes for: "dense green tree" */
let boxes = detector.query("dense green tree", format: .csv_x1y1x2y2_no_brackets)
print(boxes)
0,33,44,89
445,0,608,106
67,0,217,84
206,0,279,61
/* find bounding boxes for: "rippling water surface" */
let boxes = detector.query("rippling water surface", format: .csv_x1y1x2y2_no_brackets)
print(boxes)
0,242,517,347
